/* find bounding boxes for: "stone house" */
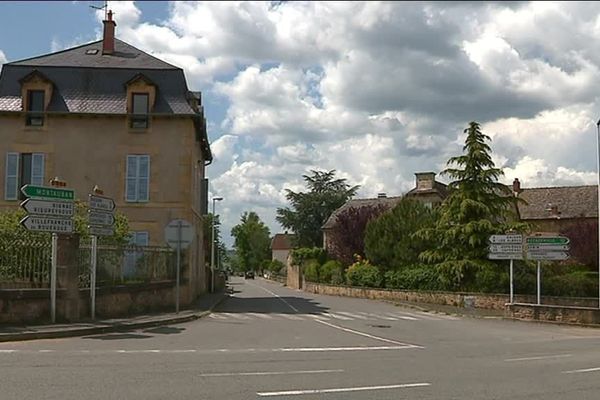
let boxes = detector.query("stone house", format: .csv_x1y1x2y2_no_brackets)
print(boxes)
322,172,447,249
271,233,295,265
0,13,212,299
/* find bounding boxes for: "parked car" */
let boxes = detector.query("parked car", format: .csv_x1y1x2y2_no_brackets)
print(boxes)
244,271,255,279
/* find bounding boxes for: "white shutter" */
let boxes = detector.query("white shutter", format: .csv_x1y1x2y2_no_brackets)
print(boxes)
126,155,138,202
136,232,149,246
137,155,149,202
31,153,45,186
5,153,19,200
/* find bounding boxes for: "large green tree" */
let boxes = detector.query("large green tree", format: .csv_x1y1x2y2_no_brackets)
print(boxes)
276,170,359,247
231,211,271,271
364,198,435,271
418,121,522,290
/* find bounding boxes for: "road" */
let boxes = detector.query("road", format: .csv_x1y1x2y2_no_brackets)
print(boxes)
2,277,600,399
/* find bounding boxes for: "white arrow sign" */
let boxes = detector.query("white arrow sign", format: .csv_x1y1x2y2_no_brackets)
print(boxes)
88,194,116,212
488,253,524,260
489,244,523,253
526,251,570,261
489,234,523,244
89,225,114,237
88,211,115,226
21,215,73,233
20,198,74,217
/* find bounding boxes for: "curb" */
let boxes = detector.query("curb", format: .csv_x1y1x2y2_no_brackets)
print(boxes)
0,292,229,343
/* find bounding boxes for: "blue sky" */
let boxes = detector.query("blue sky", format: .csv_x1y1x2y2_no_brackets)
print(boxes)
2,1,599,246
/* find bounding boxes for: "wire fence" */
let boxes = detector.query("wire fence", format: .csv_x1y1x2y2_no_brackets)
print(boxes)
0,235,51,288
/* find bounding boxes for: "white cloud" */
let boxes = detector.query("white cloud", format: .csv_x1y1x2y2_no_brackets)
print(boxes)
0,50,6,72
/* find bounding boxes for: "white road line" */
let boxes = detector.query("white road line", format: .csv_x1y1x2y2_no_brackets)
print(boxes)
276,313,304,321
278,346,414,352
0,349,18,353
256,382,431,397
505,354,572,362
563,366,600,374
38,350,55,353
314,319,422,347
221,313,251,320
209,314,227,320
247,282,300,312
322,312,353,321
247,313,274,319
387,313,418,321
199,369,344,377
358,312,397,321
337,311,369,320
304,313,330,321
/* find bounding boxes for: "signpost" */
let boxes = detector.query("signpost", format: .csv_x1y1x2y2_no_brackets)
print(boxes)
165,219,195,314
488,235,524,303
88,191,116,319
20,182,74,323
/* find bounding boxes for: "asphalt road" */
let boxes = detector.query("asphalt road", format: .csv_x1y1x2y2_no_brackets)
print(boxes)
2,277,600,399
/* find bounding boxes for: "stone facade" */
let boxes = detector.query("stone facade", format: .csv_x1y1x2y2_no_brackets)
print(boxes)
506,303,600,325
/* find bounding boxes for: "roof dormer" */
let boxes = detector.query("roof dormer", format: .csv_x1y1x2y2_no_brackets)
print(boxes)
125,73,156,130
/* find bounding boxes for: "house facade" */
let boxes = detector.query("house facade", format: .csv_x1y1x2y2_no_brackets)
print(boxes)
0,13,212,299
271,233,295,265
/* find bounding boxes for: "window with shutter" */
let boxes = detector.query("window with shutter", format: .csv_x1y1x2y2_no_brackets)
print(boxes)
125,155,150,202
4,153,19,200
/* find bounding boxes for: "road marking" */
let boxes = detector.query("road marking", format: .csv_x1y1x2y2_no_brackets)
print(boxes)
278,345,414,352
221,312,251,320
314,319,422,347
247,281,300,312
505,354,572,362
0,349,18,353
322,312,353,320
358,312,398,321
563,366,600,374
337,311,369,320
38,350,55,353
247,313,274,319
199,369,344,377
387,313,418,321
209,314,227,320
256,382,431,397
275,313,304,321
304,313,330,321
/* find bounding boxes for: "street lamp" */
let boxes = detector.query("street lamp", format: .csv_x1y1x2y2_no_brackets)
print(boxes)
596,120,600,308
211,196,223,293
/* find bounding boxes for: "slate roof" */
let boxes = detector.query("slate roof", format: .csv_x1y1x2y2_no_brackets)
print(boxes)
322,196,403,230
8,39,178,70
405,180,449,198
271,234,295,250
517,185,598,220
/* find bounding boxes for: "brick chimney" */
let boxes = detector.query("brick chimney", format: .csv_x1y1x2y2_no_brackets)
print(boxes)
102,10,116,55
512,178,522,195
415,172,436,191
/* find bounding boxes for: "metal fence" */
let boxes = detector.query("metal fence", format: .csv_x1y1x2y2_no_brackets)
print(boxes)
0,235,51,288
78,244,178,288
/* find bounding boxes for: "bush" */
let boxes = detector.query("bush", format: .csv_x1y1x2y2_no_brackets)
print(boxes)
304,260,321,283
544,271,597,297
320,260,344,284
384,265,446,291
290,247,327,266
346,258,382,287
264,259,285,274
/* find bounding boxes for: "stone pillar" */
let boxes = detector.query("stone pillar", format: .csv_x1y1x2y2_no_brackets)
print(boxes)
56,233,81,322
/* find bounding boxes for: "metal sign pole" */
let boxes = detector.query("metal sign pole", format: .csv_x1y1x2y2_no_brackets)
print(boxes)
509,259,514,304
90,235,98,319
536,261,541,305
51,233,57,323
176,221,181,314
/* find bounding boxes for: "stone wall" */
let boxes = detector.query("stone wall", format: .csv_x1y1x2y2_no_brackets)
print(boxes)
286,259,302,289
303,282,599,310
0,280,186,325
506,303,600,325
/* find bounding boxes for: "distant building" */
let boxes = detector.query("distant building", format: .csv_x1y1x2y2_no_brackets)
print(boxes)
0,12,212,297
512,179,598,232
271,233,295,265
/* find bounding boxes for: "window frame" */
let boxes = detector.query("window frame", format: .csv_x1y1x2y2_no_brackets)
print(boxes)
130,92,149,129
26,90,45,127
5,152,44,201
125,154,150,203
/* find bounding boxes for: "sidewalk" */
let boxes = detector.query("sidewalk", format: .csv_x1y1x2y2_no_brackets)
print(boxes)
0,291,228,343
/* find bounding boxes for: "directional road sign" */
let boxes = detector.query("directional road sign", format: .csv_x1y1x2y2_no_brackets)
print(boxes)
526,251,569,261
489,244,523,253
21,215,73,233
89,226,114,237
488,253,524,260
21,185,74,201
88,211,115,226
526,236,569,245
20,198,74,217
164,219,195,250
489,234,523,244
527,244,570,251
88,194,116,212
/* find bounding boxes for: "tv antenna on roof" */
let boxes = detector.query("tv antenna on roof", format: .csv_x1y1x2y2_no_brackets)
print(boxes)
90,1,109,20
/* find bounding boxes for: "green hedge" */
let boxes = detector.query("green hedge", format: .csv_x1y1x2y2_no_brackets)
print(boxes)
346,260,382,287
290,247,327,266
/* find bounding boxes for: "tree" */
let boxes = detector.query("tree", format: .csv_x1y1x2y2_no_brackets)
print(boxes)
364,198,435,271
561,220,598,269
328,205,388,266
202,213,222,267
231,211,271,271
276,170,359,247
418,121,522,290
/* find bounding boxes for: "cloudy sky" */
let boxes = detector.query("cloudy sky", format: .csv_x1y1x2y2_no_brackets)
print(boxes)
1,1,599,245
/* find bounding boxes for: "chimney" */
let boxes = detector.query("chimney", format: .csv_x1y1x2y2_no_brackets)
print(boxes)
377,193,387,198
415,172,436,191
102,10,116,55
512,178,522,195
